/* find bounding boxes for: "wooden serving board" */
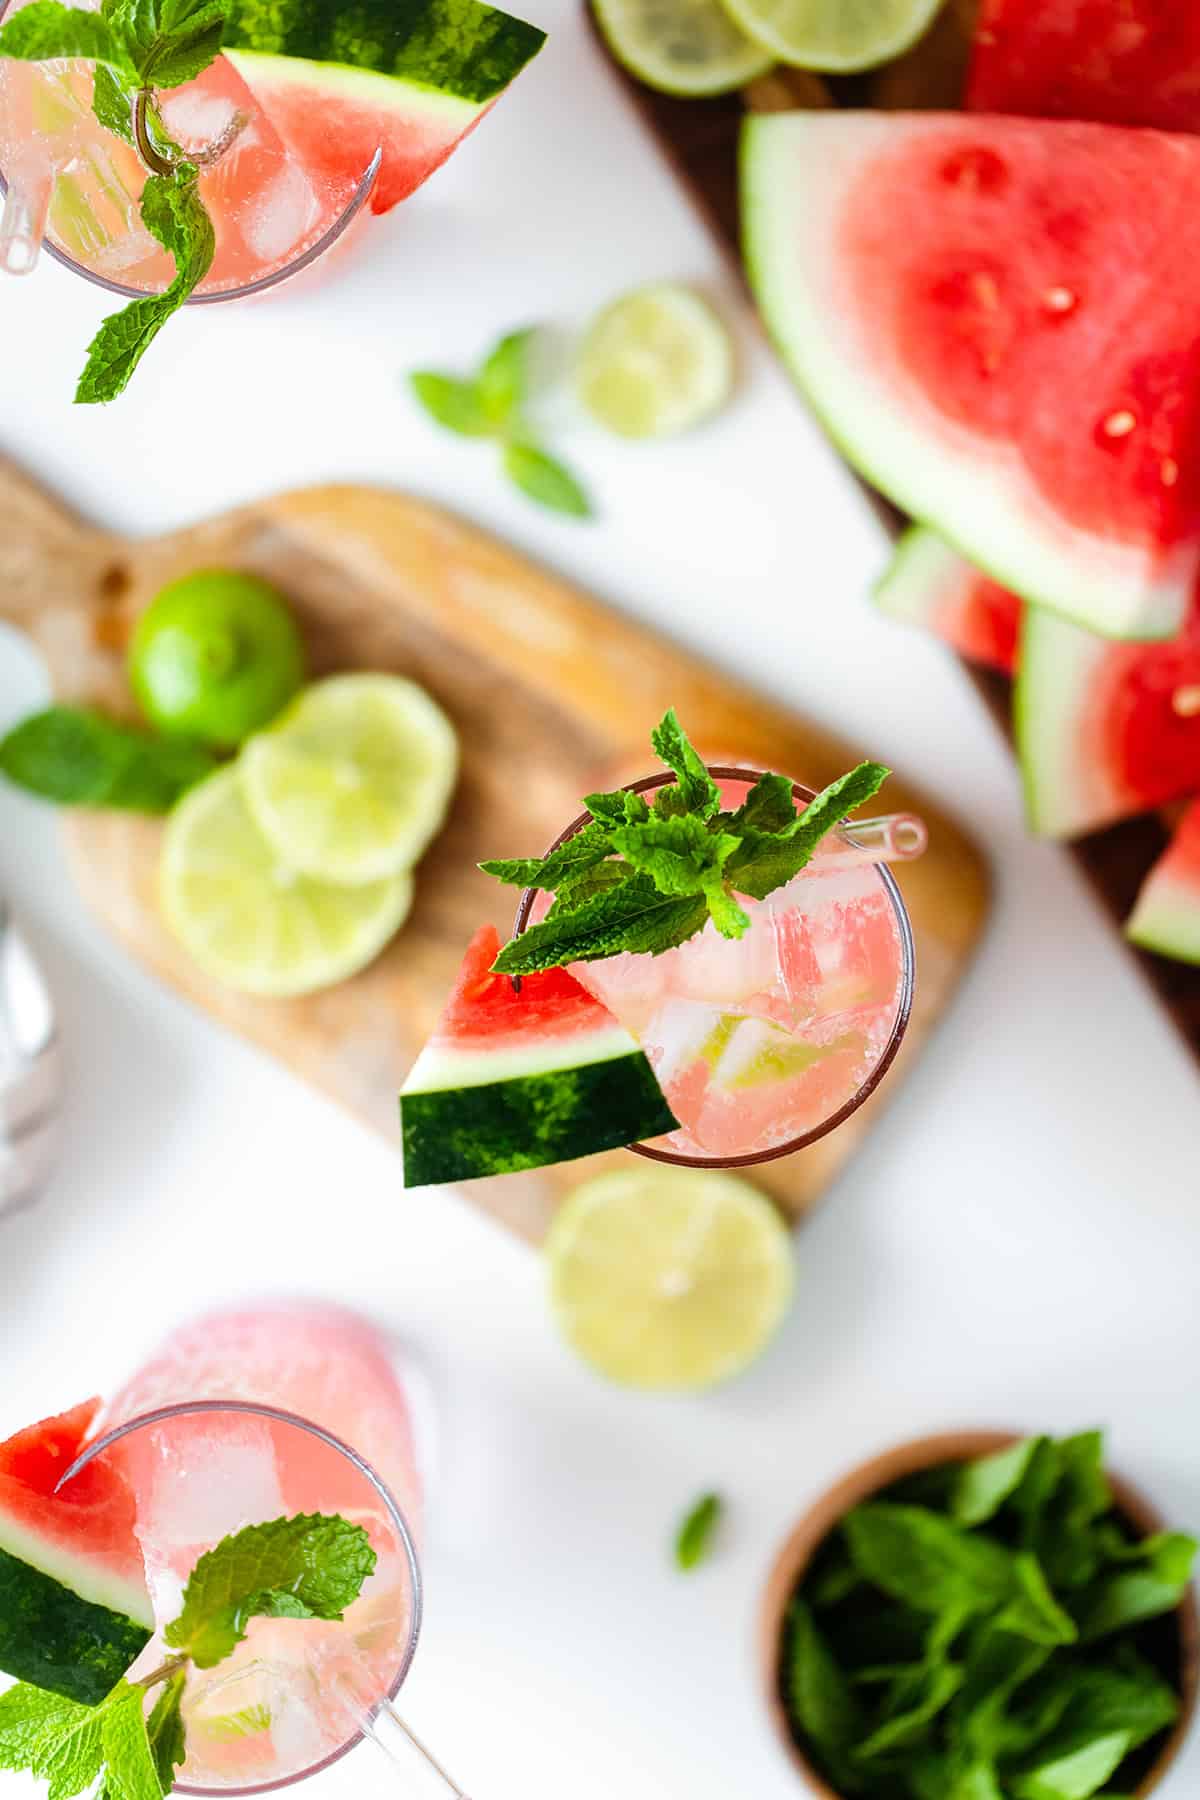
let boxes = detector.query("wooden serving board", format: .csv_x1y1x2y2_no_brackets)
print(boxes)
0,458,988,1242
586,2,1200,1066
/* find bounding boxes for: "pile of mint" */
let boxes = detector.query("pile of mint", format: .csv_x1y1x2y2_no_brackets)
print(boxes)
481,708,888,974
0,0,232,402
784,1432,1197,1800
0,1511,375,1800
411,328,592,518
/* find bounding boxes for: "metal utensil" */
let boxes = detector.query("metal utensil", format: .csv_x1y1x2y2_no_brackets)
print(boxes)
0,899,60,1218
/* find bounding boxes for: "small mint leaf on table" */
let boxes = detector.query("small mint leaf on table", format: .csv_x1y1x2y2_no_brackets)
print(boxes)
76,165,214,404
675,1492,723,1571
91,64,136,142
648,709,720,819
493,873,708,973
410,372,491,438
476,327,534,430
0,2,132,70
165,1512,376,1669
502,441,592,518
0,707,216,810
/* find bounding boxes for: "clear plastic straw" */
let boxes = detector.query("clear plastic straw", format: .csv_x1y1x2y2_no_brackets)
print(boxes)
334,1674,470,1797
0,144,53,274
825,811,929,871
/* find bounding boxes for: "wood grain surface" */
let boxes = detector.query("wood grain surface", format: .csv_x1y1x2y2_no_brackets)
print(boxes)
586,1,1200,1063
0,458,988,1241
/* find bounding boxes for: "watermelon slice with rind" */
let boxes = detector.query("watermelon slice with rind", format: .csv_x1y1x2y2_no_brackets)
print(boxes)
399,925,679,1185
968,0,1200,134
221,0,546,216
875,526,1021,673
0,1399,153,1704
742,110,1200,642
1016,597,1200,838
1127,801,1200,964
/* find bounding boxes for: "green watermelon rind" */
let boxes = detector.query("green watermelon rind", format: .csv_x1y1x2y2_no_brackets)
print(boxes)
222,48,482,129
874,525,973,630
400,1038,679,1185
740,111,1190,645
1015,603,1130,837
1127,879,1200,964
0,1546,152,1706
222,0,546,106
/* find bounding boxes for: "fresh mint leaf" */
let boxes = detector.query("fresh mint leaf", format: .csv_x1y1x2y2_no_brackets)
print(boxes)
0,1681,111,1800
722,770,796,834
91,63,135,141
724,761,890,900
145,1672,186,1796
76,166,214,404
585,788,650,828
492,873,708,973
648,708,720,819
0,2,131,69
784,1602,865,1794
674,1493,722,1571
502,441,592,518
477,327,534,429
409,372,491,438
165,1512,376,1669
843,1505,1014,1618
0,706,216,810
993,1554,1078,1647
1011,1729,1132,1800
546,859,630,915
100,1685,159,1800
911,1756,1004,1800
953,1439,1045,1528
138,0,225,86
478,822,614,891
1071,1533,1197,1641
608,813,740,900
855,1660,964,1760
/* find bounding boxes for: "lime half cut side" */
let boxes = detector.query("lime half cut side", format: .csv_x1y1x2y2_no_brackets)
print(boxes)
240,673,458,886
577,284,735,439
161,767,413,998
592,0,772,96
546,1167,794,1390
720,0,943,70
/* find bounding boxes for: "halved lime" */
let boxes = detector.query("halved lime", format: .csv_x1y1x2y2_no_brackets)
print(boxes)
239,674,458,886
577,284,735,439
592,0,772,97
161,767,413,997
720,0,944,71
545,1167,794,1390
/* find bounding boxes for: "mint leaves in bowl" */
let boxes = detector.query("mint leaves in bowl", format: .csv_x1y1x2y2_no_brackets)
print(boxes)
761,1431,1199,1800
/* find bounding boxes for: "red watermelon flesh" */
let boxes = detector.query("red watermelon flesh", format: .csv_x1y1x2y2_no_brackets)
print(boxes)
1017,591,1200,836
0,1399,152,1624
968,0,1200,134
876,526,1022,672
1127,800,1200,963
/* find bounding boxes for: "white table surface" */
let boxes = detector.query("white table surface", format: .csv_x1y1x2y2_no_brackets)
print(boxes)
2,5,1200,1795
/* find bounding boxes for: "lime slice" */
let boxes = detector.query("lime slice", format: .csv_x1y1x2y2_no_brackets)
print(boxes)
161,767,413,997
720,0,943,71
577,284,735,440
239,674,458,886
592,0,772,96
545,1167,793,1390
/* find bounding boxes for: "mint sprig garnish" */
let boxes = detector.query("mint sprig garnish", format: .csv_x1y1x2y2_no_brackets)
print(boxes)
0,1513,375,1800
0,706,216,811
483,708,890,972
0,0,230,402
410,327,593,520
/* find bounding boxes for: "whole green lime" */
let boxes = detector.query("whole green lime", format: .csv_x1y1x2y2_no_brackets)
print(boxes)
129,570,305,749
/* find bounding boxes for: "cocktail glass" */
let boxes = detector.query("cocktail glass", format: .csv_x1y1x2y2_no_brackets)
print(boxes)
513,767,921,1170
58,1303,469,1796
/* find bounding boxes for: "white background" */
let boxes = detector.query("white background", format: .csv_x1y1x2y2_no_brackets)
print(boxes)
2,4,1200,1795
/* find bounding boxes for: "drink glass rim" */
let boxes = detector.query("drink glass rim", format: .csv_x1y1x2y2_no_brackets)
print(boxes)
0,4,381,307
510,763,916,1170
63,1398,423,1797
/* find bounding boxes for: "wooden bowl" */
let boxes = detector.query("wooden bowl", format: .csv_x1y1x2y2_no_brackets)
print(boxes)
759,1431,1200,1799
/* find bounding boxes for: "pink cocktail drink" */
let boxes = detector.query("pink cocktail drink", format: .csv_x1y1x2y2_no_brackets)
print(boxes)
78,1303,426,1791
525,772,914,1166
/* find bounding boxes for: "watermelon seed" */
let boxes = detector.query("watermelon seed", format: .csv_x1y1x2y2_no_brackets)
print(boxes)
1099,410,1137,442
1161,457,1180,488
1042,286,1078,317
1171,685,1200,719
970,273,1000,311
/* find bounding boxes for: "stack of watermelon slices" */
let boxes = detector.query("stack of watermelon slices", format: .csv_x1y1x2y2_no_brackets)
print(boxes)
741,0,1200,965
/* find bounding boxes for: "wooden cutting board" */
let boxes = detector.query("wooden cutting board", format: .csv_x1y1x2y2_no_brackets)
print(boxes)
586,1,1200,1066
0,457,988,1242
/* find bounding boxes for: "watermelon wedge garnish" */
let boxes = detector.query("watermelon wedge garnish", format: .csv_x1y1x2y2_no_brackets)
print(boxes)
1127,800,1200,964
222,0,546,216
968,0,1200,134
0,1399,153,1704
741,110,1200,642
399,925,679,1185
875,526,1021,674
1016,594,1200,838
